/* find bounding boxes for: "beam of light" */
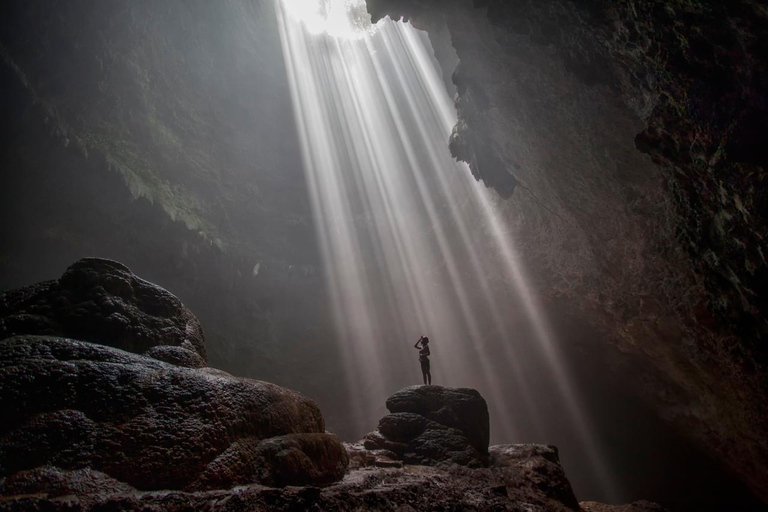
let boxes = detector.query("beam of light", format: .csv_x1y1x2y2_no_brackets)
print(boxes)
392,20,620,500
281,0,374,38
276,0,619,500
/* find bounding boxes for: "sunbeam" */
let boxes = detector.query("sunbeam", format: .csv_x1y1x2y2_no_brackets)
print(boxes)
276,0,619,500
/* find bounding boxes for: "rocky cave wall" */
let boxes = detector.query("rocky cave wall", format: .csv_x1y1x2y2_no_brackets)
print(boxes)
367,0,768,502
1,0,767,507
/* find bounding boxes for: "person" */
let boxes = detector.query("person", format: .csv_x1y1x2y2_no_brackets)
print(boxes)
414,335,432,385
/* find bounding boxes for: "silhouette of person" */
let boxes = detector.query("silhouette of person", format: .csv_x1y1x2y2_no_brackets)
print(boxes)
414,335,431,385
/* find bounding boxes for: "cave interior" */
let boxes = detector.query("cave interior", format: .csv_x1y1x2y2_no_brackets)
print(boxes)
0,0,767,511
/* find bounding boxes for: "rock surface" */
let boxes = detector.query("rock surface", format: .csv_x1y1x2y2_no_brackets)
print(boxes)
0,443,586,511
0,258,207,362
142,345,206,369
490,444,579,509
581,501,669,512
363,385,490,467
0,335,347,492
385,385,490,452
0,335,660,512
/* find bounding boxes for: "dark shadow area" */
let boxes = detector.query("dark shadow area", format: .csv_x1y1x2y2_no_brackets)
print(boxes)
548,309,766,511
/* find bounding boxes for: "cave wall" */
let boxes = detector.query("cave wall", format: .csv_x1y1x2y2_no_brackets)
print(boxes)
1,0,767,506
0,0,359,438
0,0,316,260
367,0,768,502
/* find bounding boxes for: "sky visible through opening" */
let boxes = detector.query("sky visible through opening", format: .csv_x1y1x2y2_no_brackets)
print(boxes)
276,0,620,501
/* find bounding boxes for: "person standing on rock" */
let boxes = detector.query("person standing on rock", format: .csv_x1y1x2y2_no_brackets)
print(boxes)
414,335,432,385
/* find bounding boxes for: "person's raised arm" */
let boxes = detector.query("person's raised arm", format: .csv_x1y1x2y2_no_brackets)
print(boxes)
414,338,422,349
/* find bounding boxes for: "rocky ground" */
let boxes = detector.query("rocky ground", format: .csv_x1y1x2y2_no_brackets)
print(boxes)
0,259,665,511
1,454,663,512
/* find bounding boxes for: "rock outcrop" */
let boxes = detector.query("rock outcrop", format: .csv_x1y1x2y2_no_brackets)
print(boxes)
490,444,579,509
0,258,206,363
0,458,582,512
0,259,349,496
363,385,490,467
0,364,668,511
0,336,347,492
0,377,583,511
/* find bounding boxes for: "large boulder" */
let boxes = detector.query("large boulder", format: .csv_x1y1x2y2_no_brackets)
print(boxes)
385,385,490,452
0,258,206,363
363,385,490,467
0,335,348,492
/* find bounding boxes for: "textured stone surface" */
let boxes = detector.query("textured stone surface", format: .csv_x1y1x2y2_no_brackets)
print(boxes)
0,335,345,492
143,345,206,368
193,432,348,490
0,443,591,511
581,501,669,512
363,386,490,467
0,467,134,503
490,444,579,510
0,258,207,361
385,385,490,452
251,433,349,487
367,0,768,501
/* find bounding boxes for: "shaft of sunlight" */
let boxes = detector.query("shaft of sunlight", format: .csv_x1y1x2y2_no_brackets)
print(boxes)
276,0,619,500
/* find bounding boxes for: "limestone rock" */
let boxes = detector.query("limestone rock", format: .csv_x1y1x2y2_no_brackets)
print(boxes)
363,385,490,467
0,443,590,511
490,444,579,509
252,433,349,487
0,466,133,502
193,432,348,490
581,501,669,512
0,335,347,492
143,345,206,368
385,385,490,452
0,258,206,362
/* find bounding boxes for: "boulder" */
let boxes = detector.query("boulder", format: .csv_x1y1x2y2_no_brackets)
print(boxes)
385,385,489,452
252,433,349,487
194,432,348,490
0,335,347,492
490,444,579,509
0,258,206,362
363,385,490,467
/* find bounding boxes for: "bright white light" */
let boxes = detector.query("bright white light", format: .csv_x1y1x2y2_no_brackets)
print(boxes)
281,0,374,38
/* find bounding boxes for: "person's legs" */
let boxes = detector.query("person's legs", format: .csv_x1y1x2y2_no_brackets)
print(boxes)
422,370,428,385
427,370,431,385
